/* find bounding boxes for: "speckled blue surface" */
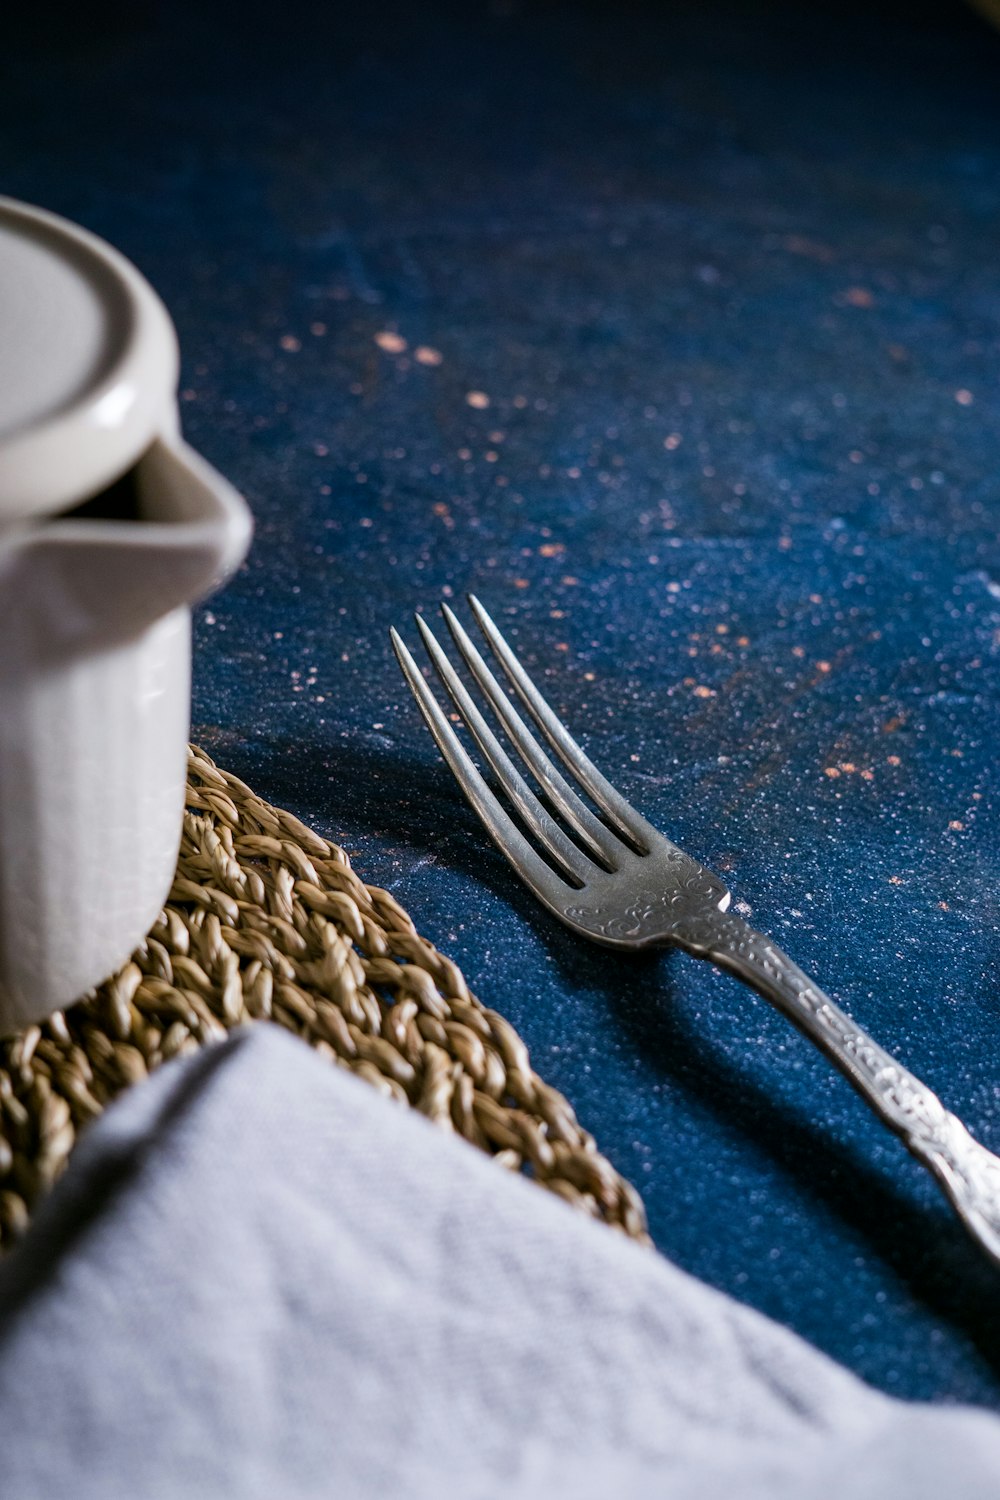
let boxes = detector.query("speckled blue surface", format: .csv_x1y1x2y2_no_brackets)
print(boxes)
5,0,1000,1405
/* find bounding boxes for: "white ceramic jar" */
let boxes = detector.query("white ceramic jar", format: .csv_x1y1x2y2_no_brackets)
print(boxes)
0,197,253,1034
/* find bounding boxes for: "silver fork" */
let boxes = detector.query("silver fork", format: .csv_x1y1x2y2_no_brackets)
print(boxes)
392,596,1000,1267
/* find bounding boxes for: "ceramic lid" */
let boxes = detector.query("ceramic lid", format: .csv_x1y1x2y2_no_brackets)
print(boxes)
0,196,179,521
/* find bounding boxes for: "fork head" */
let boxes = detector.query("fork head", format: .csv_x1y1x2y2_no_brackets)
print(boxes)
391,597,731,951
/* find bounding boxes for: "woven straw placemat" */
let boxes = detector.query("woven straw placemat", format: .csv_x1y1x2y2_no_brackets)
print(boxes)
0,745,649,1250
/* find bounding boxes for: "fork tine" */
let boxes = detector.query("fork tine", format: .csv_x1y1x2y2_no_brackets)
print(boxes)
390,629,579,900
439,602,621,869
413,614,592,884
468,595,656,851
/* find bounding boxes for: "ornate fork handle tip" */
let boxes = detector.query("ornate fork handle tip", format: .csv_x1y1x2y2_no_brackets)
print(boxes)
674,907,1000,1268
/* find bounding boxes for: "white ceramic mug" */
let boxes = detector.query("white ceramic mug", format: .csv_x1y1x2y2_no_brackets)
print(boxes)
0,197,253,1033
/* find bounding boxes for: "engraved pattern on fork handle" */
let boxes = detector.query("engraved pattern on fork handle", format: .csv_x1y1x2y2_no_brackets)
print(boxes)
670,906,1000,1267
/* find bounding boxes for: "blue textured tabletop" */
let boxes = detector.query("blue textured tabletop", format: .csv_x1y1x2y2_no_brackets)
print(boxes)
6,0,1000,1406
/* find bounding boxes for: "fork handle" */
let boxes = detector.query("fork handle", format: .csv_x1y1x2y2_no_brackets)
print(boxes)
672,908,1000,1266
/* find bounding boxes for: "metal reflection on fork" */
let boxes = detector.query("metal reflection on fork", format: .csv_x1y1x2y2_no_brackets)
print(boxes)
392,595,1000,1268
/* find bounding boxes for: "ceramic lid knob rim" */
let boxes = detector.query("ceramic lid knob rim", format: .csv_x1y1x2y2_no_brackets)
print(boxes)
0,196,181,522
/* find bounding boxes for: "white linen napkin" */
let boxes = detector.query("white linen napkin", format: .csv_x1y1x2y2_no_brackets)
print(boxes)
0,1022,997,1499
